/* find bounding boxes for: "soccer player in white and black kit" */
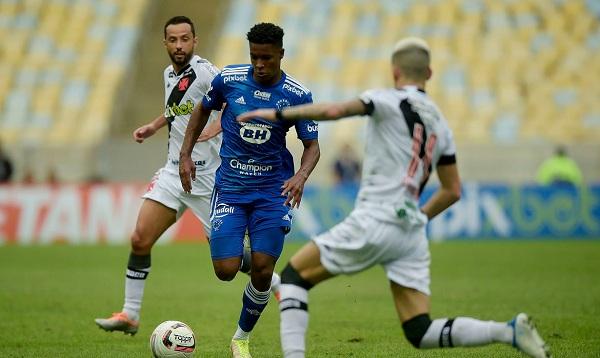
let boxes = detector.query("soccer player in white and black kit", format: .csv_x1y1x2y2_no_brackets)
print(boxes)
238,37,551,358
95,16,224,335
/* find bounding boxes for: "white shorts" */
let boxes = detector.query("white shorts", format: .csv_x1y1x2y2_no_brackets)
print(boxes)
142,168,214,237
313,206,431,295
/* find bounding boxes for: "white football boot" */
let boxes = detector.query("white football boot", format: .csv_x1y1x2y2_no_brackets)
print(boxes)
510,313,551,358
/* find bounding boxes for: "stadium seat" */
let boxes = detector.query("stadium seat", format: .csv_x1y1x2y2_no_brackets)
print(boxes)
1,0,598,178
0,0,151,147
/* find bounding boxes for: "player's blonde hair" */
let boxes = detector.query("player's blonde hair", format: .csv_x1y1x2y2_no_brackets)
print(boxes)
391,37,431,81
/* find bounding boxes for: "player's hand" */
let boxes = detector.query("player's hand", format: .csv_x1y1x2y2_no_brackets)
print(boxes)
179,156,196,193
237,109,276,123
281,173,307,208
133,124,156,143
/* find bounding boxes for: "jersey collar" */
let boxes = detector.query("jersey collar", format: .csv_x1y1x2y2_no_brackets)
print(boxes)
400,85,426,93
248,66,287,88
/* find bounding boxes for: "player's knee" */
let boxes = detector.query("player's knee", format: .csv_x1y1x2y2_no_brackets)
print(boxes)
250,262,273,284
281,263,314,290
213,261,240,281
214,266,238,281
130,229,153,254
402,313,432,348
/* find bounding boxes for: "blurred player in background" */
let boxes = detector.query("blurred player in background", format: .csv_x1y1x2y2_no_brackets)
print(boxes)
536,145,583,186
95,16,224,335
0,139,13,183
180,22,320,358
238,37,551,358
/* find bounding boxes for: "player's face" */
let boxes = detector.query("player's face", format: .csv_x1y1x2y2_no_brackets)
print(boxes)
164,23,196,69
249,42,284,86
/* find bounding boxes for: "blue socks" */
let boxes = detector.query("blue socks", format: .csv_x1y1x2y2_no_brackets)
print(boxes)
235,281,270,337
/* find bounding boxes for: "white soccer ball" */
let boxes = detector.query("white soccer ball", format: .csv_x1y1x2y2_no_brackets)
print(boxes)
149,320,196,357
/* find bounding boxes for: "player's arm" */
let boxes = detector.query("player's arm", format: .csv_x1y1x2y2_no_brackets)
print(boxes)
132,114,168,143
179,102,212,193
282,139,320,208
420,162,461,220
197,104,226,142
237,99,368,123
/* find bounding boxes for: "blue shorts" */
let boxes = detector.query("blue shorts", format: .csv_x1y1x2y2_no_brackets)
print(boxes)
209,188,292,260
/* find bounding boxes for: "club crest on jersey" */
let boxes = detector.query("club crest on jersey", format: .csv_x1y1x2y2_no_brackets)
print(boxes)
239,123,272,144
275,99,290,110
178,77,190,91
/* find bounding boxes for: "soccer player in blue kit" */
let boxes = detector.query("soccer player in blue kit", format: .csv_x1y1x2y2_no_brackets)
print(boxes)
179,23,320,358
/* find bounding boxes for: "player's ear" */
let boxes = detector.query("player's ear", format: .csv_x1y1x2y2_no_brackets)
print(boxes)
280,48,285,60
426,67,432,80
193,36,198,46
392,65,401,82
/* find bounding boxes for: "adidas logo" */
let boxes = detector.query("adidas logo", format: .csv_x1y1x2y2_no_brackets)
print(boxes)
235,96,246,105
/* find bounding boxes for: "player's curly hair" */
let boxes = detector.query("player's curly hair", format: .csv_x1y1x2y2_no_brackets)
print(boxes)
246,22,284,48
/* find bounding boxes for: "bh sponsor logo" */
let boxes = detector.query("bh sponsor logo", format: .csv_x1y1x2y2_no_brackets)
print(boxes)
229,158,273,176
283,83,303,97
240,123,272,144
253,90,271,101
223,74,247,83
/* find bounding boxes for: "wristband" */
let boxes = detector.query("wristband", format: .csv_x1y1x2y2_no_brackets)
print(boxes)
275,109,284,121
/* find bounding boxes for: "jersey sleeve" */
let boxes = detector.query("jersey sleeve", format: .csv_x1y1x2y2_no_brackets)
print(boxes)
196,64,220,95
294,92,319,140
437,114,457,166
358,89,378,116
201,73,225,111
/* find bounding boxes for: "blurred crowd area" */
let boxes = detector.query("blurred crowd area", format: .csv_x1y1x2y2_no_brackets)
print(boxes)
0,0,598,184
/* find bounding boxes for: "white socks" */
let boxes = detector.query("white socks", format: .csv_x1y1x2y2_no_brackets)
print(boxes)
122,266,150,321
420,317,513,348
279,284,309,358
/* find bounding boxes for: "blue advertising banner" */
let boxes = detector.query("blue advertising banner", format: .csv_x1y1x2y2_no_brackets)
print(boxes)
288,183,600,241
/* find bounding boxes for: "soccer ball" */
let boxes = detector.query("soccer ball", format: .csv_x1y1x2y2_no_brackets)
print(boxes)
149,320,196,357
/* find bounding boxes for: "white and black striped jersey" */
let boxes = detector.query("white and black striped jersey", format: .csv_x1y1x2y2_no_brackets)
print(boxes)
356,85,456,218
162,55,222,176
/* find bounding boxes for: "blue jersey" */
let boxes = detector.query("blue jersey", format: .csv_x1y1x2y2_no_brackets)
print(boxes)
202,64,318,192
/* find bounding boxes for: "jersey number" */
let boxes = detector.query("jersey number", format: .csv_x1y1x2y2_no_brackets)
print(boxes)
400,99,436,196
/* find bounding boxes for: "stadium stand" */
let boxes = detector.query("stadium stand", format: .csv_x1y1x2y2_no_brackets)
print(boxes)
1,0,598,183
213,0,600,146
0,0,150,147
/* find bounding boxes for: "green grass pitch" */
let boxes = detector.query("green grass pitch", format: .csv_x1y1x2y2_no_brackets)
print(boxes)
1,240,599,357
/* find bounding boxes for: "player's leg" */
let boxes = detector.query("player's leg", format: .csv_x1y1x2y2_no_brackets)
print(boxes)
205,189,248,281
279,242,334,358
238,232,282,301
95,198,177,335
230,194,289,357
231,226,284,357
280,210,381,358
390,280,550,357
